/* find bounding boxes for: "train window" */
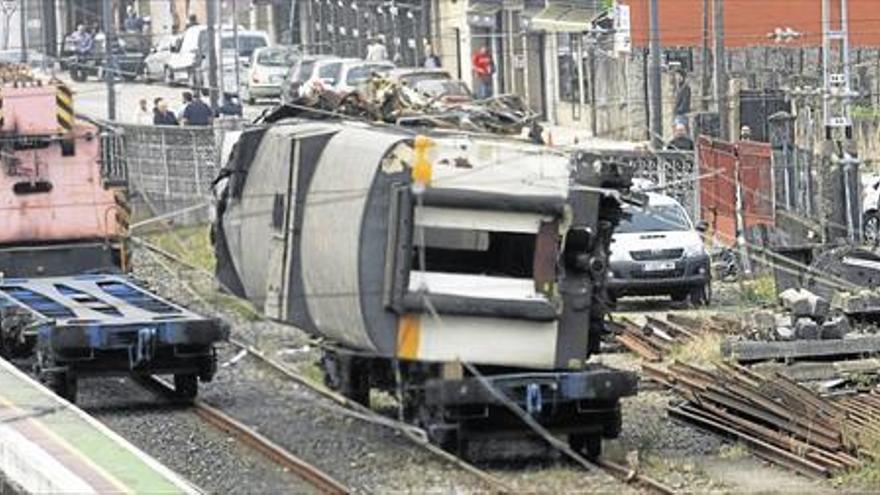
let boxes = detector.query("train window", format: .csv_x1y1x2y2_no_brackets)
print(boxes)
13,181,52,195
413,227,536,279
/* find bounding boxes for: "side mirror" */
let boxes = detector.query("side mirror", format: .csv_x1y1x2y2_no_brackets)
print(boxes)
696,220,708,233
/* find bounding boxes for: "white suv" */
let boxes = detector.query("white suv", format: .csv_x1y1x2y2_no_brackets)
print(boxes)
607,192,711,305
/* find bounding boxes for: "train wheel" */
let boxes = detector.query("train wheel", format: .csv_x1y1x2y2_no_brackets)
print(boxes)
45,370,78,403
569,434,601,461
174,374,198,400
321,351,369,407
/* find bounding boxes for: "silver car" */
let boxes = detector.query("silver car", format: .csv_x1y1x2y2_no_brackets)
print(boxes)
241,46,298,103
143,34,181,82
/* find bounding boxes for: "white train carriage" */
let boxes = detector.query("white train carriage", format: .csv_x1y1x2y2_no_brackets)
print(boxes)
213,119,636,457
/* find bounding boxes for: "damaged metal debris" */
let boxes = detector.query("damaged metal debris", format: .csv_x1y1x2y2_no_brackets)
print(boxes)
270,74,540,136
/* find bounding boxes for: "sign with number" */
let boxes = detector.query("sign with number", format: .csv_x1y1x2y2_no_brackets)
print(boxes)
613,4,631,55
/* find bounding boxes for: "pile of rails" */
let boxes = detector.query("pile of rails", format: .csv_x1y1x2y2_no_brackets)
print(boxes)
645,361,874,478
613,314,740,362
278,74,539,136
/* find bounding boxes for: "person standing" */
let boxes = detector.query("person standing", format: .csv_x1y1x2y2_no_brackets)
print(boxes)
177,91,193,121
666,123,694,151
181,91,214,126
366,37,389,62
153,98,179,125
471,45,494,99
673,70,691,122
424,45,441,69
133,98,151,124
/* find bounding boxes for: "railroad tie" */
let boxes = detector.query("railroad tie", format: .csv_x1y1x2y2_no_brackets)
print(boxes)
56,83,74,133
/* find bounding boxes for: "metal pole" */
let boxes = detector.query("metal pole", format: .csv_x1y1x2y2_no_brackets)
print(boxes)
713,0,728,140
647,0,663,149
233,0,241,95
289,0,297,46
700,0,711,111
19,0,27,63
206,0,219,108
102,0,116,120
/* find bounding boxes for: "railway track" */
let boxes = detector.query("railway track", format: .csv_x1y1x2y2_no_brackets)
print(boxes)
136,376,349,494
229,338,676,495
133,214,677,494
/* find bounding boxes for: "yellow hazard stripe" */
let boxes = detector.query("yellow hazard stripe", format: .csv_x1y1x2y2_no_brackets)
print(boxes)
56,84,74,132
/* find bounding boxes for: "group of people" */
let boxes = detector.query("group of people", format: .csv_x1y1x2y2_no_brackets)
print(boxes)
134,90,241,126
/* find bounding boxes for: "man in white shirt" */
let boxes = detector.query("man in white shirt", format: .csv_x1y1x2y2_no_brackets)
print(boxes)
365,37,388,62
133,98,151,124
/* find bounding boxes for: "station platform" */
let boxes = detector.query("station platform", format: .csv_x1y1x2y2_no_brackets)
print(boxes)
0,358,197,494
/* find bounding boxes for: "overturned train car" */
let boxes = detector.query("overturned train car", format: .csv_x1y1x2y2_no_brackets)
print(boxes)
213,119,636,456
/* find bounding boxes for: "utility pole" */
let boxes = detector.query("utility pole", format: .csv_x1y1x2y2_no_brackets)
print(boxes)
700,0,711,111
206,0,219,109
102,0,116,120
19,0,26,63
233,0,241,96
289,0,297,46
822,0,860,243
713,0,728,139
647,0,663,148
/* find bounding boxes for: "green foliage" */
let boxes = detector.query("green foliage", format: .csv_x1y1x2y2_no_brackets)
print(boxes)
852,105,880,119
736,275,776,305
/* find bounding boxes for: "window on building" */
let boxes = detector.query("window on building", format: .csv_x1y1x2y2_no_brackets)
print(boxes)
557,33,580,103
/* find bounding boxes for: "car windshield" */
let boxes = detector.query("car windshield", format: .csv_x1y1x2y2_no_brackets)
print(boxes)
617,203,691,233
346,63,393,85
413,79,471,97
257,48,294,66
220,35,267,57
296,60,316,82
400,71,451,87
318,62,342,84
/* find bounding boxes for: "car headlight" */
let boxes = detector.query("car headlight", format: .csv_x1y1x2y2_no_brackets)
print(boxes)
682,243,707,258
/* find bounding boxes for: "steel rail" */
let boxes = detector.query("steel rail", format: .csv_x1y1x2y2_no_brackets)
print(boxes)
136,376,350,495
227,339,514,494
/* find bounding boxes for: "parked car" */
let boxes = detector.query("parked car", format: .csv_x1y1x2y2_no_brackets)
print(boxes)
165,25,270,86
385,68,472,103
332,59,395,94
143,34,181,82
863,173,880,245
607,192,711,305
241,46,298,103
62,31,149,81
299,57,360,97
280,54,337,104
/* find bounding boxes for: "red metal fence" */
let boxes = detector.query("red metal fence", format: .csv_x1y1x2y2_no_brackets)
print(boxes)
697,136,774,248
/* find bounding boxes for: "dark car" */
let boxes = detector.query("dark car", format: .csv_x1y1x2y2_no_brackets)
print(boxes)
64,32,150,81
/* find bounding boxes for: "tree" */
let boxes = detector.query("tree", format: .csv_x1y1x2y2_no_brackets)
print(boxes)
0,0,18,50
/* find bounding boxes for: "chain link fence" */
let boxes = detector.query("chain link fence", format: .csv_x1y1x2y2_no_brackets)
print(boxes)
577,149,699,219
102,121,244,227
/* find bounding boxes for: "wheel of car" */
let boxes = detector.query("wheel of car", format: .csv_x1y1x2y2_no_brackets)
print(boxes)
164,66,174,84
689,284,711,307
243,85,255,105
865,211,880,247
670,291,689,303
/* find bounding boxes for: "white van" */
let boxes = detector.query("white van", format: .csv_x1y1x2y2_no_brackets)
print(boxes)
607,192,711,305
165,25,269,87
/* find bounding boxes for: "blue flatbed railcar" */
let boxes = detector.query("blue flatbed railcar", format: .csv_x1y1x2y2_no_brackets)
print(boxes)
0,274,228,402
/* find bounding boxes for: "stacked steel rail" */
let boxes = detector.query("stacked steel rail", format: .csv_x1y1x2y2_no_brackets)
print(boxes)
644,360,873,478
